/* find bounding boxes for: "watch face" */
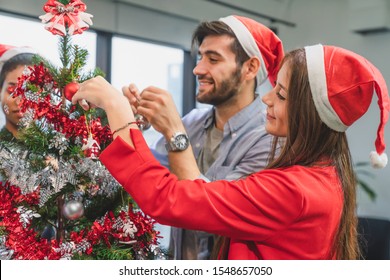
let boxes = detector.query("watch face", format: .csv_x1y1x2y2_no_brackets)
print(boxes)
174,134,189,150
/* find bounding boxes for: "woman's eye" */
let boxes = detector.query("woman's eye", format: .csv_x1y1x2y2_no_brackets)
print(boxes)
7,85,16,94
276,91,286,101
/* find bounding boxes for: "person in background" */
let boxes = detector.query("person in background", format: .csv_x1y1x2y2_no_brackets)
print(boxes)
0,44,37,140
0,45,37,185
72,43,389,259
123,15,284,259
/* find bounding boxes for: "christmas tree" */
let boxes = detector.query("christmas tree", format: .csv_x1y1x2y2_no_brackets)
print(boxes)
0,0,162,260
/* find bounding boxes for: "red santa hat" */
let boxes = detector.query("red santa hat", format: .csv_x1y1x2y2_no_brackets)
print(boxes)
219,15,284,88
0,44,37,74
305,44,390,168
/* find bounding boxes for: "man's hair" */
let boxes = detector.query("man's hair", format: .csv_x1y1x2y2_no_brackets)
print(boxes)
0,53,34,89
267,48,360,260
191,20,250,67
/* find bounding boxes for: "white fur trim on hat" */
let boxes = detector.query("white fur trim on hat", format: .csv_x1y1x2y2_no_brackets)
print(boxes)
369,151,388,168
0,46,37,74
305,44,348,132
219,15,267,86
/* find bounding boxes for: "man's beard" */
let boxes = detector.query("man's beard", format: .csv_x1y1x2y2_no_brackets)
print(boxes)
196,67,242,106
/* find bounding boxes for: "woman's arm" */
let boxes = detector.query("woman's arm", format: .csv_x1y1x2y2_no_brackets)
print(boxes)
72,76,137,146
74,77,201,180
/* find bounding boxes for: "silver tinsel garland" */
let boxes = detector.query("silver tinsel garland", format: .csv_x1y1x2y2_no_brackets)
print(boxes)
0,142,120,203
16,206,41,228
0,236,14,260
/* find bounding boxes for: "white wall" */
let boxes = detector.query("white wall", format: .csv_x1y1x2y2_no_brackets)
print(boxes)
0,0,199,49
1,0,389,219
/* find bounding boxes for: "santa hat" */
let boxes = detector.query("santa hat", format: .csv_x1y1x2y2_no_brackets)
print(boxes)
0,44,37,74
305,44,390,168
219,15,284,89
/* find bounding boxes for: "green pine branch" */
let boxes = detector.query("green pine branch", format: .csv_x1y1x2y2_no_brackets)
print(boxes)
18,122,49,156
59,34,72,69
73,243,135,260
58,0,70,5
83,189,127,220
79,67,105,82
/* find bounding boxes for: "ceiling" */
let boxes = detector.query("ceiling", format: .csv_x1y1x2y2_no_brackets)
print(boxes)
111,0,296,27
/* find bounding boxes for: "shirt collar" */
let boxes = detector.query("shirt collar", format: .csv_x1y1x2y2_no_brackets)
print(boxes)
201,95,265,134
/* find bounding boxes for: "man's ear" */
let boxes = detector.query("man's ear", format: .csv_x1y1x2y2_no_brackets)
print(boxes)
243,56,260,81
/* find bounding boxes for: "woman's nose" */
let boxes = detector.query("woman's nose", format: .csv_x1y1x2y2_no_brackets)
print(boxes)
262,90,272,106
13,95,22,105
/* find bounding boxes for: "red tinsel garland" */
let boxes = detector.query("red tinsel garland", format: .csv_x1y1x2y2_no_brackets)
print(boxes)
0,181,160,259
13,63,112,157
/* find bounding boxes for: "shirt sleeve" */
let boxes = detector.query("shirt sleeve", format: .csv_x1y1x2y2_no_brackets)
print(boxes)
100,129,305,242
149,109,213,181
149,135,170,169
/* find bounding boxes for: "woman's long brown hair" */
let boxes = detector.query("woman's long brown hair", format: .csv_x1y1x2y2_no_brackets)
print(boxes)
212,48,360,260
268,49,360,259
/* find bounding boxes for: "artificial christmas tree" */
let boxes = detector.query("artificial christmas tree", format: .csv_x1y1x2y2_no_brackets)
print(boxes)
0,0,162,260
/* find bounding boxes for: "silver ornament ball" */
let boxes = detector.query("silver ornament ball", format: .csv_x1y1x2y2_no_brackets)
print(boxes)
62,200,84,220
134,114,151,130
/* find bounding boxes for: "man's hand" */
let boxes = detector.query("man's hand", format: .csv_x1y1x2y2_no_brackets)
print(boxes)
127,86,186,139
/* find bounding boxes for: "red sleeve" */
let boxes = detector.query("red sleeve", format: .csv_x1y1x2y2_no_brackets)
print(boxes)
100,129,306,241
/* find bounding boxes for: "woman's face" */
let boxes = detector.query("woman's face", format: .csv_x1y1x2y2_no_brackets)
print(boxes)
262,62,289,137
0,65,25,134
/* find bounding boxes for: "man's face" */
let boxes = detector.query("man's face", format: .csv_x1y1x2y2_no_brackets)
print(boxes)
0,65,25,131
193,35,243,106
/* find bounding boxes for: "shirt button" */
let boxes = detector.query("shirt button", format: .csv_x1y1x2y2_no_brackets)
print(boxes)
195,143,201,147
232,133,237,137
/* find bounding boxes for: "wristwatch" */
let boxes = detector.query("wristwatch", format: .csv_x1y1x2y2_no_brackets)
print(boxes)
165,132,189,152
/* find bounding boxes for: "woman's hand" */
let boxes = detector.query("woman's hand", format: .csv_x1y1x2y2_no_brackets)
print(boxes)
72,76,137,144
122,83,141,114
72,76,124,111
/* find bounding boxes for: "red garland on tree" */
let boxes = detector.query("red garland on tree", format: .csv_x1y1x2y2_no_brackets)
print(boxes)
0,182,160,259
13,62,112,158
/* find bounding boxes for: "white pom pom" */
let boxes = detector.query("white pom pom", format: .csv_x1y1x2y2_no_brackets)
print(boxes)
369,151,388,169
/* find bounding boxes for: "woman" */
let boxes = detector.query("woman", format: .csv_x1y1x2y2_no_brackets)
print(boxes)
0,45,36,139
72,44,389,259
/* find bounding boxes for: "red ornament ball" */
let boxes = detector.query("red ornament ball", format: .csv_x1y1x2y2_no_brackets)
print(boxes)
64,82,80,101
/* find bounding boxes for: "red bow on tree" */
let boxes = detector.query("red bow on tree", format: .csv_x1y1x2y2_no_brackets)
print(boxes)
39,0,93,36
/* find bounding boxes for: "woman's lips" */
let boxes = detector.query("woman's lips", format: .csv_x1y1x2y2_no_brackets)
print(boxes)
266,113,275,120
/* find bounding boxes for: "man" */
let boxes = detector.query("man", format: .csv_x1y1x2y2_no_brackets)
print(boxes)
124,15,284,259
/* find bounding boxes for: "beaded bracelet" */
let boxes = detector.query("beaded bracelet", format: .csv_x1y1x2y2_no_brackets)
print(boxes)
112,121,139,136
